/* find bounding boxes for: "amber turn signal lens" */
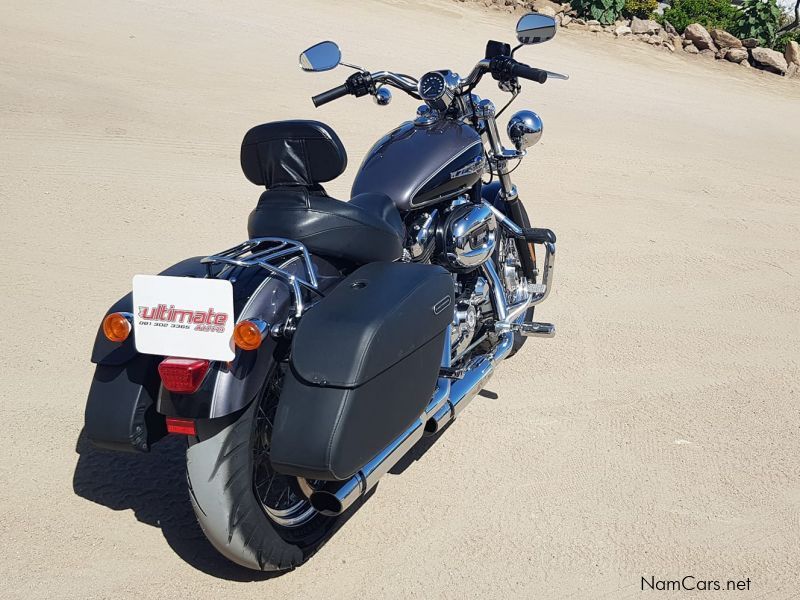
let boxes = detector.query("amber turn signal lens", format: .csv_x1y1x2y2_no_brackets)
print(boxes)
233,320,264,351
102,312,131,343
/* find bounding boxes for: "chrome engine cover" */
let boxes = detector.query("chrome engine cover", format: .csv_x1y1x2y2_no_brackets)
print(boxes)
440,202,497,272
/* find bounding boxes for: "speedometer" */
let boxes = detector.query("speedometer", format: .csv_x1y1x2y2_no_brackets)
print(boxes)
419,72,446,101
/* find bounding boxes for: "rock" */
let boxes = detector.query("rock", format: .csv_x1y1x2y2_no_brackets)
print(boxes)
647,35,660,44
684,43,699,54
531,0,563,13
786,63,798,78
630,16,660,35
725,47,748,63
614,25,632,36
589,24,602,32
684,23,716,52
740,59,751,68
586,19,600,26
670,34,683,52
630,17,649,34
710,29,742,49
560,13,572,25
572,17,585,25
700,48,716,59
751,46,788,74
741,38,758,48
785,41,800,66
663,20,678,36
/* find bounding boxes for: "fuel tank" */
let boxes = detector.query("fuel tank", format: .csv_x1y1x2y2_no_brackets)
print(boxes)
351,120,484,211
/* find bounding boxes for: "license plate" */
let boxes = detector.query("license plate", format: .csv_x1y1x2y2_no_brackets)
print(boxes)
132,274,235,361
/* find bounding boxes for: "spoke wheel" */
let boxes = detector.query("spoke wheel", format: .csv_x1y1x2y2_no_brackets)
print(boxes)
252,366,319,529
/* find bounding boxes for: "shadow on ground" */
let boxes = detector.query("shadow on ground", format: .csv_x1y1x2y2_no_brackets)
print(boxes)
73,430,282,581
73,429,386,580
72,384,468,580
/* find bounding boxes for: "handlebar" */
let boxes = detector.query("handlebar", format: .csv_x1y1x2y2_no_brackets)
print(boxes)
310,56,556,107
312,83,350,107
509,62,548,84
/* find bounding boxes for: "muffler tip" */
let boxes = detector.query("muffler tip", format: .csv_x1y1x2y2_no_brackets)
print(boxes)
309,490,344,516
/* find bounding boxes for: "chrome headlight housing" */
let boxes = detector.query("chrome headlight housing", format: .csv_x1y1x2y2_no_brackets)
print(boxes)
507,110,543,152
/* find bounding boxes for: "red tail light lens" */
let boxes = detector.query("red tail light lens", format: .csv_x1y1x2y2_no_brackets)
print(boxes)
158,357,210,394
166,417,197,436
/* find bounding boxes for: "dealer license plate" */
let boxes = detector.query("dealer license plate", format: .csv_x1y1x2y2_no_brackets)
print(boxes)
132,274,235,361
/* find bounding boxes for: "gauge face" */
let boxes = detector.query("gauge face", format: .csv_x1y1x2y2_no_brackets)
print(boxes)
419,72,446,100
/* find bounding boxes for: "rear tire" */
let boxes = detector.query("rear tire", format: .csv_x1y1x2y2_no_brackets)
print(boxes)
186,365,339,571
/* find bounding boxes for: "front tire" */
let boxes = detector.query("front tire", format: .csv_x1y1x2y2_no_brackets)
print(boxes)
186,366,339,571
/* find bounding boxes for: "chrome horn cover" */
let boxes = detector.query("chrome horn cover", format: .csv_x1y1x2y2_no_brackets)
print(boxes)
507,110,543,152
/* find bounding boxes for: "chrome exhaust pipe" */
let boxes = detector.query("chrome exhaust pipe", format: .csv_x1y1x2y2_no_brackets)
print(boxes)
308,332,512,516
425,333,513,435
308,411,427,516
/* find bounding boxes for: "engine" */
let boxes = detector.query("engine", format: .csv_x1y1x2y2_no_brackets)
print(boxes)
404,196,497,271
404,196,499,358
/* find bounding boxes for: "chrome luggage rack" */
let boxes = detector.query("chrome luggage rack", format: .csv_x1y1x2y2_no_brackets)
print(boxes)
201,237,321,318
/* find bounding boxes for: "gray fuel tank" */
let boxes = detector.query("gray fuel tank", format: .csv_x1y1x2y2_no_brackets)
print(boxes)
351,120,483,211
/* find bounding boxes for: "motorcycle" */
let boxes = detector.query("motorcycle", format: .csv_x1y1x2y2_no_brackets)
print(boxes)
84,13,564,571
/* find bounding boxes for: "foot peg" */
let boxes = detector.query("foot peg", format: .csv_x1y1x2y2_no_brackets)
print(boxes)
439,366,467,380
516,322,555,338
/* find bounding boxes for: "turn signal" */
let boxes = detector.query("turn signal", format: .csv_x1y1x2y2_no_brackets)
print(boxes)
233,319,267,351
102,312,132,343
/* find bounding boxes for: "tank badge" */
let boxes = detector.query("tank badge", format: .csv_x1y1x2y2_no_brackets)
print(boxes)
450,155,485,180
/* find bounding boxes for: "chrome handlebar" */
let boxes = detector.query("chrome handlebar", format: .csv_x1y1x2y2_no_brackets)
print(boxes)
369,71,421,99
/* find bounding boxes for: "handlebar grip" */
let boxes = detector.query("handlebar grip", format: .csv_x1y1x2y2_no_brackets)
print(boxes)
510,63,548,84
312,84,350,107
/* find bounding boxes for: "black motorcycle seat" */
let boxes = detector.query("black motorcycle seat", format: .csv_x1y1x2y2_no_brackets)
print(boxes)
242,120,404,265
248,189,404,264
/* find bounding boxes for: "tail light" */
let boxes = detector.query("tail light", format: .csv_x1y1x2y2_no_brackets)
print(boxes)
158,357,210,394
166,417,196,436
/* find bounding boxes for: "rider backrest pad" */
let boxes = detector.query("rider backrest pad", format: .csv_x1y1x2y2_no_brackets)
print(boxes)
270,262,454,481
240,120,347,188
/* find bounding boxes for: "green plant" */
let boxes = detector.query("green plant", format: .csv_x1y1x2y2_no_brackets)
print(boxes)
571,0,626,25
660,0,739,33
735,0,782,47
774,28,800,52
624,0,658,19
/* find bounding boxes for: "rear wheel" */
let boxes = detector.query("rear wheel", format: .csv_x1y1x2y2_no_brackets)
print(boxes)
186,365,339,571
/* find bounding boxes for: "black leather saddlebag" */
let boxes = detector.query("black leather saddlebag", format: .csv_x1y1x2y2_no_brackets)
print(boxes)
270,262,454,481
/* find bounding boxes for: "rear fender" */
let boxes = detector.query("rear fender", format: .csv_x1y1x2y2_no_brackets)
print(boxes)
86,251,344,451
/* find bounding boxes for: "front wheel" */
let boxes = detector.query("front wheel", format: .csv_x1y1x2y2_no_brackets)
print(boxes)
494,199,535,359
186,365,339,571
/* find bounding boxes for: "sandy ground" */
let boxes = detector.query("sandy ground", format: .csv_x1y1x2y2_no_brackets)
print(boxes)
1,0,799,598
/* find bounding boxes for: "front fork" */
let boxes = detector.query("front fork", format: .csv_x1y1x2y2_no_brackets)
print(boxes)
481,106,539,281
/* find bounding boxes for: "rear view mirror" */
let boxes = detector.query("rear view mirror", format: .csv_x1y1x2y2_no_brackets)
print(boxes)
299,41,342,72
515,13,557,45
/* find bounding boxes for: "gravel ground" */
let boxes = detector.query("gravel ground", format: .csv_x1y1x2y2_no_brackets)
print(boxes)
1,0,799,598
